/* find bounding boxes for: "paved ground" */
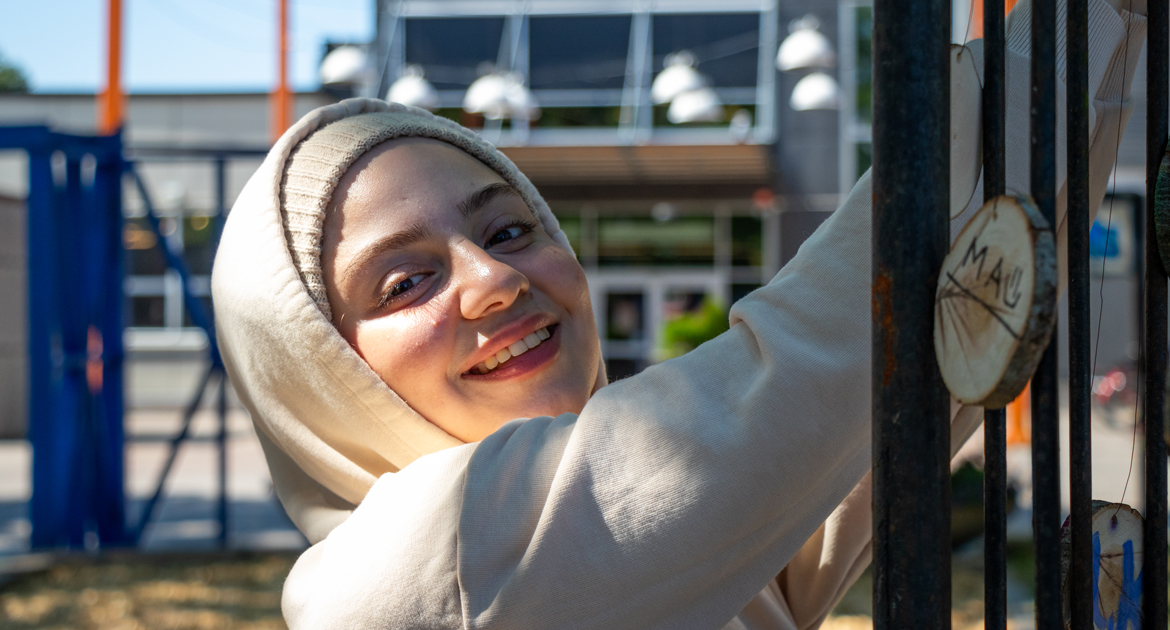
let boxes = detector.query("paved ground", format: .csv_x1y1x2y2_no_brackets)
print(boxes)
0,406,306,555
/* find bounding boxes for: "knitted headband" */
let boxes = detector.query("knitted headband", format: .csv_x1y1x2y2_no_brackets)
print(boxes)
279,106,568,322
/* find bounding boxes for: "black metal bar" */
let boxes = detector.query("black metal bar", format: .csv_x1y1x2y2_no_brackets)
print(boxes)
871,0,951,624
1029,0,1061,627
982,0,1008,627
214,155,229,550
1145,1,1169,626
1065,0,1093,628
984,408,1008,628
216,369,228,549
983,0,1006,199
134,362,214,542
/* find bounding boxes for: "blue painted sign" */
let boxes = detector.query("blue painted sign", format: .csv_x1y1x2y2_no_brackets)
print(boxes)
1093,530,1142,630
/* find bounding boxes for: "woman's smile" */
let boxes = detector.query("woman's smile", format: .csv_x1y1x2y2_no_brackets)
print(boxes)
465,323,559,379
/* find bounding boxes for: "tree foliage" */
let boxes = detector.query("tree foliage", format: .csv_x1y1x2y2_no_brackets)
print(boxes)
657,298,730,361
0,52,29,93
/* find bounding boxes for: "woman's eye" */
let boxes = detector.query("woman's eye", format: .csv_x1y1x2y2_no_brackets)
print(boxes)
486,225,526,248
485,221,536,249
380,273,428,308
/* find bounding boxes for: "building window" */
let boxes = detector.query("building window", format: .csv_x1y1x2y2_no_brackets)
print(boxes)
405,17,507,89
529,16,630,91
597,216,715,267
838,2,873,191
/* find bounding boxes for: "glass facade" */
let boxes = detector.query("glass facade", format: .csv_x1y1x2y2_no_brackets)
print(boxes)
404,18,507,89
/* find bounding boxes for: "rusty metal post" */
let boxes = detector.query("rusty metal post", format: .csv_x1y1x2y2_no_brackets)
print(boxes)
870,0,951,624
1145,1,1169,625
982,0,1008,626
1029,0,1062,627
1065,0,1094,627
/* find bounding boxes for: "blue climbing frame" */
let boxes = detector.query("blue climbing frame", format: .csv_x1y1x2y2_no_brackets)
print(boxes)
0,126,127,548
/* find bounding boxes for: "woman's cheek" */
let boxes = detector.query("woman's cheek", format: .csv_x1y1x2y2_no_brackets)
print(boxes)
352,296,456,387
524,243,589,303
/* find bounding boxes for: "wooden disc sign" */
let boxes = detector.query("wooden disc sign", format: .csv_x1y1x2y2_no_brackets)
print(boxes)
934,195,1057,408
1060,502,1144,630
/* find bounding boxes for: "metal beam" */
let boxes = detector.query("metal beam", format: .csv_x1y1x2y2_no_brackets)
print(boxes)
870,0,951,624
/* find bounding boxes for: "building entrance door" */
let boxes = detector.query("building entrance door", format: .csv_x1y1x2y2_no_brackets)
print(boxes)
586,268,727,380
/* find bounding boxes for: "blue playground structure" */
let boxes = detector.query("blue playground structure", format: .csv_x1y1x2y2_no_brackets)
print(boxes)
0,126,127,548
0,125,265,550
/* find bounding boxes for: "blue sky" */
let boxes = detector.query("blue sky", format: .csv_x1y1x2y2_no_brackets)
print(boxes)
0,0,372,92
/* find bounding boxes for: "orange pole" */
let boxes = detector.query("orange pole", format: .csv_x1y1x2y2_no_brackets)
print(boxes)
968,0,1019,41
98,0,124,135
271,0,291,143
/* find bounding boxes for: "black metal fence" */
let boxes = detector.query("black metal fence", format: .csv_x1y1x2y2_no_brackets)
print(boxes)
871,0,1168,626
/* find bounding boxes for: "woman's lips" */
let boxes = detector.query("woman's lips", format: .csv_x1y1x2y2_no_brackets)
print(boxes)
464,324,559,380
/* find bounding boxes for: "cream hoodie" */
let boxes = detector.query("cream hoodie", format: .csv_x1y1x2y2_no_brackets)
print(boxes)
210,0,1146,627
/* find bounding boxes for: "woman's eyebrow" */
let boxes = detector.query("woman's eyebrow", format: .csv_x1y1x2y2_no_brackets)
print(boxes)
458,182,522,218
337,223,433,288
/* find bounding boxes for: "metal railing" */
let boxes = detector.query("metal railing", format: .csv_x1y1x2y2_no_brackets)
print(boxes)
872,0,1168,625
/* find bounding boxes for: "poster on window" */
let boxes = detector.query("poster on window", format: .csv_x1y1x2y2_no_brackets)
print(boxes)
1090,196,1135,277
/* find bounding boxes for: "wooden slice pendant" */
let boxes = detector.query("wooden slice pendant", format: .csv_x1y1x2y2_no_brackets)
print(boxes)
1153,141,1170,274
1061,501,1144,629
933,195,1057,408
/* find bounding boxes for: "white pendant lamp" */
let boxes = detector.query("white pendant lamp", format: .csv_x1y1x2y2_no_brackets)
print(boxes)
387,65,439,111
651,51,705,105
776,15,837,72
320,45,372,86
667,87,724,123
789,72,841,111
463,72,540,121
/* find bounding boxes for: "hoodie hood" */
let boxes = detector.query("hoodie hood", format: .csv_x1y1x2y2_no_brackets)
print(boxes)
211,98,571,543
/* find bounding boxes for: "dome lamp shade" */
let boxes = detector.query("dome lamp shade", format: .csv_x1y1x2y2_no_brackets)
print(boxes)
776,15,837,71
463,72,540,121
320,45,372,86
667,87,724,124
651,51,706,105
387,65,439,111
789,72,841,111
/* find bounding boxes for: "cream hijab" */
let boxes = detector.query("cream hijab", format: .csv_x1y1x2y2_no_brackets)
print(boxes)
211,98,575,543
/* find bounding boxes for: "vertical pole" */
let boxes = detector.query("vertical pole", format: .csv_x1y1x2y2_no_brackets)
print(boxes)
1029,0,1061,627
60,154,88,548
98,0,123,135
618,9,651,145
27,145,62,548
982,0,1007,625
213,157,227,244
93,139,127,546
871,0,951,624
271,0,291,144
1065,0,1093,627
216,370,227,548
1144,0,1169,625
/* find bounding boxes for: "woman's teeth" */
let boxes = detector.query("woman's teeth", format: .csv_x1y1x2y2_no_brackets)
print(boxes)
473,326,552,374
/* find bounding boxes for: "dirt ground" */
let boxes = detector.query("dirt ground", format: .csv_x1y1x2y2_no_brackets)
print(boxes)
0,553,295,630
0,549,1009,629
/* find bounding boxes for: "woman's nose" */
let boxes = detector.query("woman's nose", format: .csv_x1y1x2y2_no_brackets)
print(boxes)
454,242,530,320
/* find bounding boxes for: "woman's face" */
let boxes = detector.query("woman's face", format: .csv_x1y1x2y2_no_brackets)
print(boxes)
322,137,604,442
